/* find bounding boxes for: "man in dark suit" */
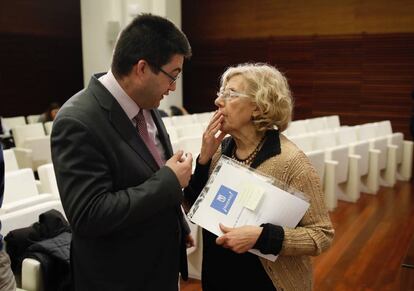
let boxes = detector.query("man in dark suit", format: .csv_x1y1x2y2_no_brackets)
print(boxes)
51,14,193,291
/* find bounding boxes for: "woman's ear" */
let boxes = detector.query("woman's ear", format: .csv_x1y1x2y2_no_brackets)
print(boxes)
251,105,261,120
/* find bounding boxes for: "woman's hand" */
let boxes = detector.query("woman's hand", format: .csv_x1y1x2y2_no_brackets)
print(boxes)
216,223,263,254
198,111,226,165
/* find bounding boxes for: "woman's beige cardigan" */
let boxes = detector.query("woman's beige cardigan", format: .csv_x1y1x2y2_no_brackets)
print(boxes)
210,134,334,291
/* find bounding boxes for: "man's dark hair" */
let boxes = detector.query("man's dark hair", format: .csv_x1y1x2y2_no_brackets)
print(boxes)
111,13,192,77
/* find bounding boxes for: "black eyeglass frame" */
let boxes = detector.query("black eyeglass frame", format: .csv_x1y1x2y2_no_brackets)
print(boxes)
158,67,180,85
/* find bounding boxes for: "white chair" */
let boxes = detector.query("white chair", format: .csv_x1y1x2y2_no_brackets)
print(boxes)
161,116,173,127
2,169,55,213
290,134,314,153
12,123,46,148
175,124,204,139
305,117,328,133
23,136,52,170
375,120,413,181
1,116,26,133
184,211,202,279
194,111,214,124
44,121,53,135
289,133,338,211
357,123,398,188
26,115,42,124
325,115,341,129
336,126,375,194
171,115,197,127
285,120,307,137
313,131,360,208
37,163,60,198
0,201,65,291
165,126,179,143
0,201,64,238
3,149,19,172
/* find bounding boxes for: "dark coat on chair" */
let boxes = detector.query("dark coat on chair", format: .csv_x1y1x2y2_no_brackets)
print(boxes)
51,75,189,291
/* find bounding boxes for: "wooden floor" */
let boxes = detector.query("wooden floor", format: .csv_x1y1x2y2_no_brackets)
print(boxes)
180,179,414,291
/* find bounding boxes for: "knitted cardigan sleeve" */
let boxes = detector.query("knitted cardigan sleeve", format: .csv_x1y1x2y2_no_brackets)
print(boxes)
279,151,334,256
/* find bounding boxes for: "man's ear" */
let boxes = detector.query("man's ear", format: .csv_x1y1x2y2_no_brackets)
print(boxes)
134,60,150,81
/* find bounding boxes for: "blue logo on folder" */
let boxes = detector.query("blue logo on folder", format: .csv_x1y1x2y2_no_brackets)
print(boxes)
211,185,238,214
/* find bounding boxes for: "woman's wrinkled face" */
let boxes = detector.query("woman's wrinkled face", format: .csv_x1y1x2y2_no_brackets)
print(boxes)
214,75,256,135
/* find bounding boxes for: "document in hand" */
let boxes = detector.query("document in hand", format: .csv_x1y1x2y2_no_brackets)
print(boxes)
187,156,310,261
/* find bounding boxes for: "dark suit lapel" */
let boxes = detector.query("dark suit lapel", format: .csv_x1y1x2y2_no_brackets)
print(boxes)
151,110,173,159
88,75,159,172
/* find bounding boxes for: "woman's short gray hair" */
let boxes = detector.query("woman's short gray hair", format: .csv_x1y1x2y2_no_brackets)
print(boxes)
220,63,293,132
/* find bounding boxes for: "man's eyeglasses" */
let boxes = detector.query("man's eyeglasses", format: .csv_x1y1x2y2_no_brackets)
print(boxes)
158,67,180,85
216,90,251,101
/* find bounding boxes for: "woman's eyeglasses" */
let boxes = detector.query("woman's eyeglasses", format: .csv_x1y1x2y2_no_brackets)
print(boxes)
216,90,250,101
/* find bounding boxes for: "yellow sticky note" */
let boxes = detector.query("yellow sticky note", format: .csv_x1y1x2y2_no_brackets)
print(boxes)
238,182,265,211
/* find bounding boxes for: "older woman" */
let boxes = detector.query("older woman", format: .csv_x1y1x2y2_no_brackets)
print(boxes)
184,63,334,291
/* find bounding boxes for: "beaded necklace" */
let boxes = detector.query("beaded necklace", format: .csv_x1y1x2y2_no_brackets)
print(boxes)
231,134,266,166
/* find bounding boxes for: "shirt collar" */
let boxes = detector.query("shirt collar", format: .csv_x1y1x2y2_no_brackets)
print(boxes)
98,70,140,120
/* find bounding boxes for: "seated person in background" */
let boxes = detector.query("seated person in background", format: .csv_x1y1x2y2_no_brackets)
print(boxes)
184,63,334,291
170,105,189,116
157,108,169,117
38,102,60,123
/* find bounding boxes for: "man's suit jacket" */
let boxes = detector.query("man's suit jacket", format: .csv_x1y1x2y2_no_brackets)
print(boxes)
51,75,188,291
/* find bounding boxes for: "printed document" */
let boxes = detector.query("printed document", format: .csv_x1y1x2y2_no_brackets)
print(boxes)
187,157,310,261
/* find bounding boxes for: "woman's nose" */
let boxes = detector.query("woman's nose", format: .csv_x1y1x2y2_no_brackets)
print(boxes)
214,96,224,108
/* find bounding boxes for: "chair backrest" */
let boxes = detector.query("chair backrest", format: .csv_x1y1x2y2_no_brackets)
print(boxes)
313,131,337,150
325,115,340,129
305,117,327,133
0,201,64,237
12,123,46,148
171,115,196,127
176,124,204,139
26,115,42,124
176,136,202,156
336,127,358,145
161,116,173,127
4,168,39,203
44,121,53,135
37,163,59,197
23,136,52,170
165,126,179,143
290,134,314,152
194,111,214,124
356,123,377,141
1,116,26,132
306,150,325,181
375,120,393,137
3,149,19,173
285,120,307,136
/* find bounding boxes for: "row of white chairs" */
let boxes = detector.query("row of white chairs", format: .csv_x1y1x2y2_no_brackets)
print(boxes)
284,115,341,136
289,120,412,211
162,111,214,128
1,114,43,129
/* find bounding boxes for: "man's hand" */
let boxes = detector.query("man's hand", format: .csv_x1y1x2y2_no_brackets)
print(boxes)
166,150,193,188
